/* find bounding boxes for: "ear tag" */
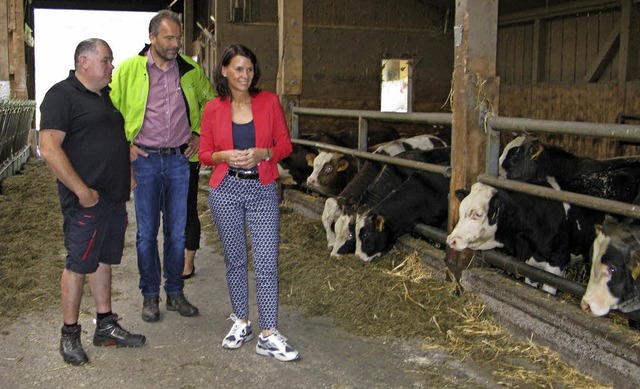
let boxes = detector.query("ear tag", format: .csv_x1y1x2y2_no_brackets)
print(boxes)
632,263,640,280
530,148,542,160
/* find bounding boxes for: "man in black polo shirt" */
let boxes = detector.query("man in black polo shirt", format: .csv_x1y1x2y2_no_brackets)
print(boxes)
40,38,146,366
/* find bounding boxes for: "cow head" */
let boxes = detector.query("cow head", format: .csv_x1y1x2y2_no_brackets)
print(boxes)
330,213,356,257
498,135,545,181
446,182,503,251
306,152,350,195
355,213,393,262
581,218,640,317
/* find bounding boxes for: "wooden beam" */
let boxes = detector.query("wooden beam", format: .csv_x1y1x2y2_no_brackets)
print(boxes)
583,22,620,83
0,0,9,82
618,0,639,84
277,0,303,124
183,0,194,57
447,0,499,280
500,0,619,26
11,0,26,98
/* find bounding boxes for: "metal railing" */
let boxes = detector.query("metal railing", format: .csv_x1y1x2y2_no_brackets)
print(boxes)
0,100,36,182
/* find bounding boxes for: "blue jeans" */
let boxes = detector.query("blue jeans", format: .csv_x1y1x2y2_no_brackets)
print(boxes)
132,152,189,296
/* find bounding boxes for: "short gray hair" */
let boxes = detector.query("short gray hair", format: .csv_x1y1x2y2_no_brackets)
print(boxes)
149,9,181,36
74,38,109,68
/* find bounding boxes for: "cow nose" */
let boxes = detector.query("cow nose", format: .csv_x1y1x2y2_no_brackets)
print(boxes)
446,235,457,249
580,299,592,314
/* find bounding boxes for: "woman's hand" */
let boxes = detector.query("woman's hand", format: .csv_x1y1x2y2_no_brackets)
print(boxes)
228,148,262,169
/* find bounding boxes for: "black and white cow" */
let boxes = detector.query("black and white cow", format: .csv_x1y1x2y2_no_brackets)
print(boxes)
353,147,451,262
446,182,573,294
321,135,448,252
500,135,640,203
581,217,640,324
497,135,640,263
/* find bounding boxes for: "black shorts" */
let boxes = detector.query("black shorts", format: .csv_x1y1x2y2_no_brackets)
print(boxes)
62,198,127,274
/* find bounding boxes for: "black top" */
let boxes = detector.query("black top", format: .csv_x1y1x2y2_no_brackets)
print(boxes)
232,120,257,173
40,70,131,209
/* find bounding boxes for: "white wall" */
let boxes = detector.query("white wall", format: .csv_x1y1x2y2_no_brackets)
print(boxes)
34,9,156,131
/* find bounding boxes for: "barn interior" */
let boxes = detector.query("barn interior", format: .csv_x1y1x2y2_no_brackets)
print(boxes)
2,0,640,387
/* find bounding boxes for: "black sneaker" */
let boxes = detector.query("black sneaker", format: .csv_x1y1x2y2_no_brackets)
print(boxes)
141,295,160,322
166,293,199,317
60,325,89,366
93,314,146,347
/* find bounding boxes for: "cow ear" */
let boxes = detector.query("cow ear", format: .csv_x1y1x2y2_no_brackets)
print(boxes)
455,189,470,201
594,224,603,236
305,153,316,166
529,142,544,160
375,215,385,231
488,196,501,225
337,159,350,172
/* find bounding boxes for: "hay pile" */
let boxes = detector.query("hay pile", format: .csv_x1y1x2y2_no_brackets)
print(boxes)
0,159,64,329
270,203,614,388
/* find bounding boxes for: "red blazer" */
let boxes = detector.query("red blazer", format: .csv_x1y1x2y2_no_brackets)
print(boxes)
199,90,293,188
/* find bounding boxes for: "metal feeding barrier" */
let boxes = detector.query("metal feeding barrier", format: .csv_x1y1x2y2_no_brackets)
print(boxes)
0,100,36,182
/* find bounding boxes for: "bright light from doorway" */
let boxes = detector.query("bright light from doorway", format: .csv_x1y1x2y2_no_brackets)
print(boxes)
34,8,156,130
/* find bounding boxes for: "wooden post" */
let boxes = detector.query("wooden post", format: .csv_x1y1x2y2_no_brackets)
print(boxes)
183,0,194,57
277,0,303,129
446,0,500,281
11,0,26,99
0,0,9,99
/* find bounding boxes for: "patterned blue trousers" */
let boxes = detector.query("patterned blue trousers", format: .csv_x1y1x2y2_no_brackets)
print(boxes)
208,175,280,330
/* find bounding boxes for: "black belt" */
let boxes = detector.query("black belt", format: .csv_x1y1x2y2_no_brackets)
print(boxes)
228,169,259,180
136,144,187,155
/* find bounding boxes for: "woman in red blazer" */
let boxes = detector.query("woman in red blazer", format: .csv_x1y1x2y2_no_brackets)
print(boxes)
199,44,297,362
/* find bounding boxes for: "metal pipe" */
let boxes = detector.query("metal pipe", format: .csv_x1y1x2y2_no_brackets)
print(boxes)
481,250,587,298
478,174,640,220
292,107,453,125
292,138,451,177
486,114,640,143
412,223,587,297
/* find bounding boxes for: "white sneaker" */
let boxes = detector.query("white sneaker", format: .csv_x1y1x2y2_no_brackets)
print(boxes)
222,314,253,349
255,330,299,362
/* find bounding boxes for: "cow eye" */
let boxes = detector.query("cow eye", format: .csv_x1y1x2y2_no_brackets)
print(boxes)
607,266,616,276
472,212,483,220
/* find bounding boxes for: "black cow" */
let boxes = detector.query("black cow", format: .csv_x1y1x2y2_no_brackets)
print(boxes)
500,135,640,203
354,148,451,262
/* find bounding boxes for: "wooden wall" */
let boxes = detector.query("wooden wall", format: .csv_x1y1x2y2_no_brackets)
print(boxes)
213,0,452,117
497,1,640,159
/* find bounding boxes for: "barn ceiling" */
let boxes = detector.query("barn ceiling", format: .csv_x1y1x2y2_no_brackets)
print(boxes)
32,0,594,16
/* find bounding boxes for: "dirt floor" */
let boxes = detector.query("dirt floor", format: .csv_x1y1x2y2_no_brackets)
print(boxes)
0,159,617,388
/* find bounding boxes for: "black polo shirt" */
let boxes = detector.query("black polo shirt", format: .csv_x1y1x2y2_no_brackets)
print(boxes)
40,70,130,210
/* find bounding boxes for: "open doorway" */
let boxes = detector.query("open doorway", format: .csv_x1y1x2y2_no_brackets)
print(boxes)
380,59,412,113
33,8,155,132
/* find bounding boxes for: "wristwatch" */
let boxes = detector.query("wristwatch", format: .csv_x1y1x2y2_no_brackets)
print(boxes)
264,148,272,161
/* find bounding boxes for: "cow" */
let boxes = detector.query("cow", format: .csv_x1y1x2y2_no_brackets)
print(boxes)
496,135,640,264
581,216,640,327
353,147,451,262
499,135,640,203
321,134,448,251
306,127,444,196
278,132,346,188
446,182,573,294
355,172,449,262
